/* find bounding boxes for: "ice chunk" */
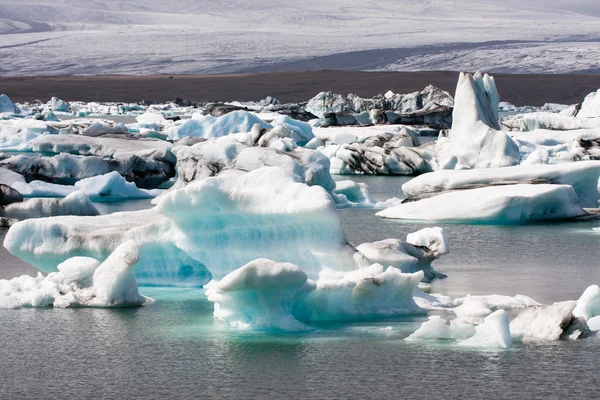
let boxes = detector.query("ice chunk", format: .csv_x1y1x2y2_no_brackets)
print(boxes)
405,316,452,341
406,227,449,257
402,161,600,208
356,227,449,282
167,111,272,140
454,297,493,325
0,94,16,114
587,316,600,332
31,134,173,159
91,240,146,306
0,167,26,186
11,180,78,198
433,72,520,169
56,257,100,282
297,266,425,322
378,184,587,224
50,97,70,112
459,310,513,348
405,316,477,342
208,260,425,330
0,191,99,220
0,184,23,206
578,89,600,119
0,241,145,309
75,171,153,202
509,301,577,341
4,167,356,285
573,285,600,320
206,259,310,331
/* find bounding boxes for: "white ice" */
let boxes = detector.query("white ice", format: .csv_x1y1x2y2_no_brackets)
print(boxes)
401,161,600,208
0,191,99,220
377,184,587,224
0,240,146,308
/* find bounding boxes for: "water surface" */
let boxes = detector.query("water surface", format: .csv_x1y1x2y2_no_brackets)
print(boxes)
1,176,599,399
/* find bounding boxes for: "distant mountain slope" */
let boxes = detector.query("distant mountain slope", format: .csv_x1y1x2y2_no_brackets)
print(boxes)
1,0,599,75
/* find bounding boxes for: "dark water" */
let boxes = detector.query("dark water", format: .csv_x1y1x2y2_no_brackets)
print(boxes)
1,176,600,399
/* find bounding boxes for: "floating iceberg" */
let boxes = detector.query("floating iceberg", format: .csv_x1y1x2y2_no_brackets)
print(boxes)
1,150,175,189
458,310,513,348
0,94,16,114
377,184,587,224
433,72,520,170
401,161,600,208
356,227,449,282
0,191,99,221
509,301,581,341
0,241,146,308
167,110,272,140
208,260,425,331
10,172,155,201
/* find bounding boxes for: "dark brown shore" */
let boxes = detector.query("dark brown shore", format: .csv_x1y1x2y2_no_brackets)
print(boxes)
2,71,600,106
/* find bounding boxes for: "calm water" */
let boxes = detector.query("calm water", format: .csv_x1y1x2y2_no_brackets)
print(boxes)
1,176,600,399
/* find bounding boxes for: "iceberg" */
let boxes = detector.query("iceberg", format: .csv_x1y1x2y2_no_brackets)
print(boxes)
206,258,311,331
166,110,272,140
401,161,600,208
31,134,173,159
0,240,146,309
0,183,23,206
579,89,600,119
433,72,520,170
1,150,175,189
4,167,354,285
208,260,425,331
458,310,513,348
377,184,587,224
0,191,99,220
0,94,16,114
10,172,156,201
356,227,449,282
573,285,600,320
509,301,580,341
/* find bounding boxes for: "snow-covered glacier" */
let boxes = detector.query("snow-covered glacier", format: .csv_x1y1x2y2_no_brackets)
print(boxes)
1,0,600,75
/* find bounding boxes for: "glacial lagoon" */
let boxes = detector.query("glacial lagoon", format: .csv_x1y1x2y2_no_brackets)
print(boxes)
1,175,599,399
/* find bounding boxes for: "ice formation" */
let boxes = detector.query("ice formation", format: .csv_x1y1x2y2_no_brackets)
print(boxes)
401,161,600,208
306,86,453,129
573,285,600,320
10,172,155,201
356,227,449,282
0,94,16,114
0,191,99,221
316,127,430,176
458,310,513,348
509,301,581,341
377,184,587,224
208,261,426,331
0,241,146,308
167,111,272,140
433,72,520,170
4,167,350,285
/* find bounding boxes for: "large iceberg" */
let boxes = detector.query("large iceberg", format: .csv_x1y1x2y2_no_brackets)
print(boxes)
401,161,600,208
433,72,520,169
4,167,353,285
377,184,587,224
